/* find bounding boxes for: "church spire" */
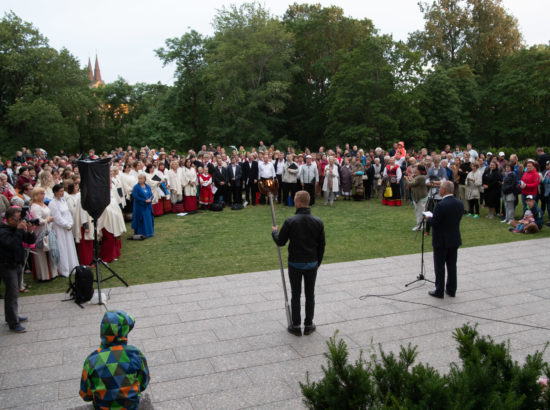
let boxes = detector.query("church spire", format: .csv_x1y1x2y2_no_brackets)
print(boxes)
94,55,103,83
88,57,94,82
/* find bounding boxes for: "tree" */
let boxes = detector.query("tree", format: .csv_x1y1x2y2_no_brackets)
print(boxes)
156,30,208,147
411,0,523,77
416,66,480,148
466,0,523,78
485,46,550,147
0,12,94,154
283,4,375,148
326,36,424,149
203,2,295,146
409,0,470,67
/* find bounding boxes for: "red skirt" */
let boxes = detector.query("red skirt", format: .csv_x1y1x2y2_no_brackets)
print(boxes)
100,228,121,263
162,197,172,213
184,195,197,212
78,227,94,266
152,202,164,216
199,187,213,205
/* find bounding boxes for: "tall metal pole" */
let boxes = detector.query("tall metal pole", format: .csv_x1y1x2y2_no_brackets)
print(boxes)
268,193,292,327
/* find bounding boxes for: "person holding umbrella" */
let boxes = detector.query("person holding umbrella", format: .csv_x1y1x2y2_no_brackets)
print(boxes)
272,190,325,336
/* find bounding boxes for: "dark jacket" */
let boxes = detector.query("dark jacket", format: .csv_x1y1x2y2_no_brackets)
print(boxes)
431,195,464,249
0,223,35,266
502,172,518,195
209,164,227,188
226,163,242,186
272,207,325,265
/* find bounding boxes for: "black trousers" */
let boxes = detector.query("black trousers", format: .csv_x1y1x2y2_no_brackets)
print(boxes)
282,182,297,206
0,263,21,328
468,199,480,215
228,184,242,205
363,179,371,199
288,266,318,326
303,183,316,205
433,246,458,295
276,175,283,202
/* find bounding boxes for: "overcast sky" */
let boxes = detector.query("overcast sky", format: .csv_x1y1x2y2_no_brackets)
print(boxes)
2,0,548,85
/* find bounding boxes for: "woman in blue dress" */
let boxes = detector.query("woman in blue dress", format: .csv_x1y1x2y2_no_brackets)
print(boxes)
132,174,154,238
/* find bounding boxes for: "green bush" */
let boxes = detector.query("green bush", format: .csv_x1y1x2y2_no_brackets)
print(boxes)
301,324,550,409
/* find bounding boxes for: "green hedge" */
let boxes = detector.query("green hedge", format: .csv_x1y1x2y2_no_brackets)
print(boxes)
301,324,550,409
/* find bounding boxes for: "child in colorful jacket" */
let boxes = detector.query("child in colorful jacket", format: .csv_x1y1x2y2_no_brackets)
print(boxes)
80,310,150,409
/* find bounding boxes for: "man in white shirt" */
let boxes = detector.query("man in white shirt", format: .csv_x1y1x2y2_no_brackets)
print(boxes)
467,143,478,160
299,155,319,206
258,154,276,204
273,151,285,203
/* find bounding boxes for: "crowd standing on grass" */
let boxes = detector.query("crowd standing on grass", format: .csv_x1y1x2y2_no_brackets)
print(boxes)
1,143,549,295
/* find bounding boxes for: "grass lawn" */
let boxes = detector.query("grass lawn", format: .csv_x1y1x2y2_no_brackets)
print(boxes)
14,197,550,296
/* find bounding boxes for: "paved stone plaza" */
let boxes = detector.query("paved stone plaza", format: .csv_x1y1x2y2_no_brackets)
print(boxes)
1,238,549,409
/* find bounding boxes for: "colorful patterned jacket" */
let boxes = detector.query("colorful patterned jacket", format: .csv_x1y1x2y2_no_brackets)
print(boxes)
80,310,150,410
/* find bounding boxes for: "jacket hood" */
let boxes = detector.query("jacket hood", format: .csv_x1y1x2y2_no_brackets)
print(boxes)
100,310,135,348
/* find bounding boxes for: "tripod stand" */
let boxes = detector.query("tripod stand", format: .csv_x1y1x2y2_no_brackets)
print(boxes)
91,218,128,305
405,214,435,287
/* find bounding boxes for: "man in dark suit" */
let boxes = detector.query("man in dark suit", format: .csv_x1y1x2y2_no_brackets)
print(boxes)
226,156,242,206
210,157,228,204
243,153,259,205
426,180,464,298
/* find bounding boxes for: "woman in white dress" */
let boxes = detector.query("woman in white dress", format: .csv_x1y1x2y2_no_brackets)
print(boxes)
30,187,58,280
167,160,183,205
48,184,79,277
98,188,127,263
322,156,340,206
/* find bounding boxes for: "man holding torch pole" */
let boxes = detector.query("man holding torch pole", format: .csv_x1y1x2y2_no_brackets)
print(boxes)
272,191,325,336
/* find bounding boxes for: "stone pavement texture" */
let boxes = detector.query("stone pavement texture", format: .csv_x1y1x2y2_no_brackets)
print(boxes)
1,238,550,409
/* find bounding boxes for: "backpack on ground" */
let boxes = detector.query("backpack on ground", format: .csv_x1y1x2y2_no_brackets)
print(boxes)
210,202,223,212
66,265,95,308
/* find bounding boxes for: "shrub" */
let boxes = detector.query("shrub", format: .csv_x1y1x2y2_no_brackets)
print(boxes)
301,324,550,409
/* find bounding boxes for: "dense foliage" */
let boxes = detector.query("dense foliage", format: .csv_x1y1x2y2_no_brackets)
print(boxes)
1,0,548,155
301,324,550,409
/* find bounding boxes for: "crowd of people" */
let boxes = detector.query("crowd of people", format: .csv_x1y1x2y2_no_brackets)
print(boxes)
1,142,549,293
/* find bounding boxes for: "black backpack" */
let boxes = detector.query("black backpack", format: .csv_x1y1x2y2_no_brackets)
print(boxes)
66,266,95,308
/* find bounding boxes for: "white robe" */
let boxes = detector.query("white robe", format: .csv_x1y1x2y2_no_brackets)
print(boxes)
97,190,127,237
120,172,138,201
182,167,198,197
48,197,79,277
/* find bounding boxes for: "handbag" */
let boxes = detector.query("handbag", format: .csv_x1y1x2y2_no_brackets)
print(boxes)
384,184,393,198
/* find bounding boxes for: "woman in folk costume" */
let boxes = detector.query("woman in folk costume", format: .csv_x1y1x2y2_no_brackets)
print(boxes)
382,156,403,206
351,155,365,201
157,162,172,213
167,160,183,206
322,156,340,206
111,166,126,210
182,158,198,212
198,166,214,208
132,174,154,238
145,164,163,217
339,157,353,200
120,164,137,216
73,192,94,266
30,187,58,280
49,183,79,277
64,179,80,218
98,187,127,263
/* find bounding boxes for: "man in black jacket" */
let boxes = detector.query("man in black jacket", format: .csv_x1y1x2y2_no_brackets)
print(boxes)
0,207,36,332
225,156,243,206
272,191,325,336
425,181,464,298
